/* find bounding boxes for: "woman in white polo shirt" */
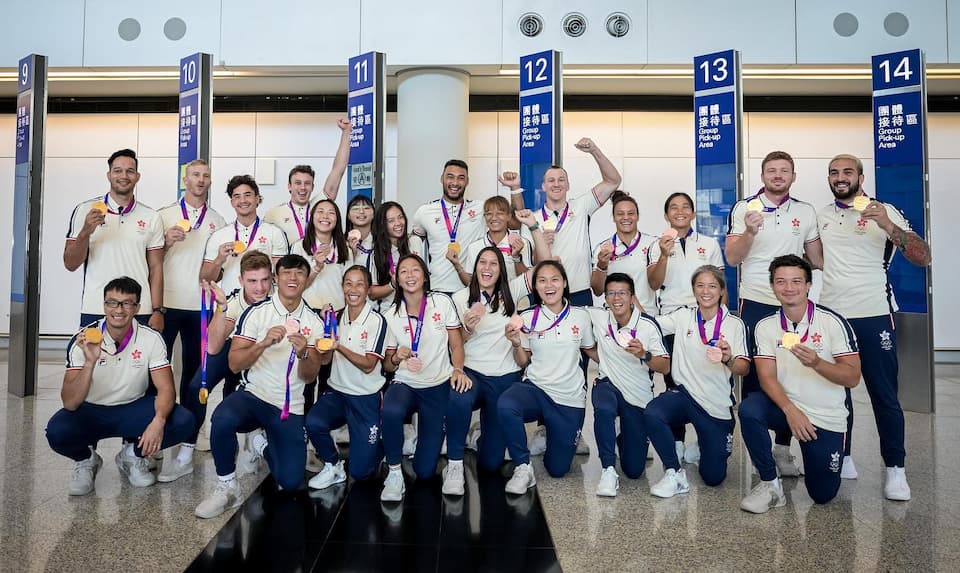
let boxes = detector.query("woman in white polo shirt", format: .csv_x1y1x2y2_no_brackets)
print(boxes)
380,254,471,502
444,246,522,496
644,265,749,498
345,194,375,266
499,260,596,495
369,202,424,309
306,265,388,490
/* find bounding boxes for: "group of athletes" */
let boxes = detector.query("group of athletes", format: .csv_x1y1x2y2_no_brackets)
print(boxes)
45,119,931,519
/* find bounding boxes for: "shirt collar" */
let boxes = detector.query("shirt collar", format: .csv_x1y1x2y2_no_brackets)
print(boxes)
271,296,305,319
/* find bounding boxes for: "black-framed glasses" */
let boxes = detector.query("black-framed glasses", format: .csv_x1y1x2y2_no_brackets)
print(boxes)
104,300,139,310
605,290,631,298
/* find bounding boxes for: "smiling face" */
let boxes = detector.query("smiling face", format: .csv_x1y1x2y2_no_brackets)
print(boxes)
664,194,694,230
107,156,140,196
827,158,864,202
311,201,338,235
475,250,502,291
397,258,425,296
771,265,811,308
102,289,139,330
348,200,374,228
342,268,371,309
183,163,211,201
240,267,272,304
484,203,510,233
288,171,314,206
535,264,566,307
441,165,469,202
613,200,638,236
541,167,570,205
604,281,633,316
276,265,309,300
693,271,722,311
761,159,796,196
230,184,260,218
385,206,407,240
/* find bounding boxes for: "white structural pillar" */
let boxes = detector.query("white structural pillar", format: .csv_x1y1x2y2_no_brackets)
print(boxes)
396,68,470,208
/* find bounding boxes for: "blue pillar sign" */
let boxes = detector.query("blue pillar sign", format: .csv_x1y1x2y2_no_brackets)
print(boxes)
347,51,385,205
178,53,212,197
871,48,934,413
693,49,743,309
519,50,562,210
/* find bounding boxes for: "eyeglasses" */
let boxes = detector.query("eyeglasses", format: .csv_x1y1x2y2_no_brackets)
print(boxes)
605,290,631,298
104,300,139,310
349,204,374,212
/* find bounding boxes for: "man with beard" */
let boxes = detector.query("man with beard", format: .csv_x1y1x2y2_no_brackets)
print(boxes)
412,160,486,294
817,153,931,501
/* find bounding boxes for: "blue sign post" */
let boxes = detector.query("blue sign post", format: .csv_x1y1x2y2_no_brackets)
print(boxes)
871,48,934,413
693,49,742,309
9,54,48,397
347,51,385,205
178,53,212,198
519,50,562,210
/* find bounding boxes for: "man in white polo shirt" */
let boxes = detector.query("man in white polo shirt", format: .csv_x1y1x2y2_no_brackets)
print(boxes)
201,174,288,295
412,159,486,294
739,255,861,513
64,148,165,329
195,254,325,518
507,138,622,307
818,153,931,500
725,150,823,476
158,159,227,407
45,276,195,496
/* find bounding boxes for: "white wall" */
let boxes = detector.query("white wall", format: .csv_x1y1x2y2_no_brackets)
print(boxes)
0,110,956,350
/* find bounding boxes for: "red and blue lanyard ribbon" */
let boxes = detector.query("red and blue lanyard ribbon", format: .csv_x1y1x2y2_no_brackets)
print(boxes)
696,307,724,346
440,199,464,244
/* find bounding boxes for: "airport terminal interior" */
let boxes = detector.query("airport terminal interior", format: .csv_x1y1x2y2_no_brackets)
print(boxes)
3,1,960,571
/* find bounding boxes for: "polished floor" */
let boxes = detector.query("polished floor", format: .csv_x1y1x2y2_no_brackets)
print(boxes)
2,353,959,572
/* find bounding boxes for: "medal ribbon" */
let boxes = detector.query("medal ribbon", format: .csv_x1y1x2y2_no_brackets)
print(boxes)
487,232,513,255
779,301,815,343
610,232,642,261
834,195,872,210
234,217,261,250
312,241,337,264
280,317,301,421
104,193,136,216
696,307,724,346
180,198,208,229
607,323,637,342
440,199,464,244
198,289,213,403
99,321,134,356
751,188,791,213
323,308,339,341
522,303,570,335
540,203,570,233
288,201,308,239
406,295,428,353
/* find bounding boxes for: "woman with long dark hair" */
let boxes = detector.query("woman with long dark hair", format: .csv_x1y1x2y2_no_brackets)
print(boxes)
380,254,471,502
369,201,423,307
443,246,520,495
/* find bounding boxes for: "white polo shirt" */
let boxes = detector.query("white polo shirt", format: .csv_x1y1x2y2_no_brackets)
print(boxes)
727,195,819,305
543,192,603,294
461,233,533,283
354,233,375,271
412,199,485,293
204,217,288,294
234,297,325,415
520,304,595,408
289,240,352,311
452,287,521,377
646,231,725,314
329,302,388,396
509,273,534,311
66,196,165,315
66,320,169,406
655,306,748,420
586,307,668,409
593,232,659,313
383,292,461,388
755,304,859,433
818,200,911,319
264,201,311,248
367,235,425,292
159,201,227,311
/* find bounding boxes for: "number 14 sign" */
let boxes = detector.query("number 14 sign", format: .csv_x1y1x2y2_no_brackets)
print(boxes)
872,49,921,91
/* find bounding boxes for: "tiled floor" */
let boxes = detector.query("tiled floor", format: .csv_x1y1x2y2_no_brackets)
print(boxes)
2,354,959,572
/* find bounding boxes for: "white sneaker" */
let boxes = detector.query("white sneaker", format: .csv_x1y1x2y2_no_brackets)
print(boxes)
650,468,690,498
306,449,324,473
466,422,482,451
596,466,619,497
195,479,242,519
740,479,786,514
683,442,701,465
773,444,801,477
505,463,537,494
381,469,406,502
402,424,418,457
68,449,102,496
308,460,347,490
884,467,911,501
237,433,263,477
157,456,194,483
841,455,858,479
442,462,465,496
115,451,156,487
674,441,685,464
529,427,547,456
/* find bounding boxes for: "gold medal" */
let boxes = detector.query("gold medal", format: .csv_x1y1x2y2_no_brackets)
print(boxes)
91,201,109,214
198,388,209,405
541,219,558,232
233,241,247,255
781,332,801,349
316,338,335,351
175,219,192,232
746,199,764,213
84,327,103,344
448,242,461,255
852,196,870,212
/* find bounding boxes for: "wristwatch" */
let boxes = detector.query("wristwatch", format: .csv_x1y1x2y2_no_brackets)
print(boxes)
642,351,652,362
153,307,166,315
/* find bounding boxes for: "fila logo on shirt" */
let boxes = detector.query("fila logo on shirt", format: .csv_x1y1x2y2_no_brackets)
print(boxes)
829,451,841,473
368,424,379,445
880,330,893,351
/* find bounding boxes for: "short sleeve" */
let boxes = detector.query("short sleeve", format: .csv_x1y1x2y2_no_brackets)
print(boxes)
409,234,425,259
270,227,289,257
727,202,746,236
754,318,777,359
828,314,859,357
365,314,388,357
147,332,171,370
707,238,725,268
411,205,427,237
654,311,678,336
66,203,87,240
803,205,820,243
647,241,663,266
460,242,479,276
638,318,668,357
578,310,596,348
235,306,260,341
384,319,398,350
726,318,750,359
66,334,85,369
147,214,165,250
203,230,222,262
440,295,461,329
885,203,911,233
